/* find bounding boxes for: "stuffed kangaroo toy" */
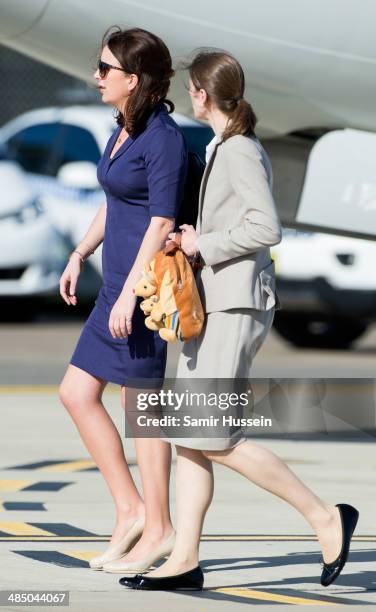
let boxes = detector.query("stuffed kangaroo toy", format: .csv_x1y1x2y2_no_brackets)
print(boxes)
134,237,204,343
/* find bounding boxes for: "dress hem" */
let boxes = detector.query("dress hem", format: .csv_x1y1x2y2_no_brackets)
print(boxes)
69,359,165,389
69,359,123,386
160,435,247,451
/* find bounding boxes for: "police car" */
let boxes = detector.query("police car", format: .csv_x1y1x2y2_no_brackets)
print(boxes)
0,105,213,299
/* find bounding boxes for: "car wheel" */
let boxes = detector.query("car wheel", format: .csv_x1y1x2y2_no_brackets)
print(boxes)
273,312,368,349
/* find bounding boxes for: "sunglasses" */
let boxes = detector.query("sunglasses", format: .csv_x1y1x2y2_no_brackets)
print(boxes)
97,59,128,78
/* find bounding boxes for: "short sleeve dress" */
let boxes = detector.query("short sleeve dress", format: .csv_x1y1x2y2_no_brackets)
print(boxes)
69,102,188,388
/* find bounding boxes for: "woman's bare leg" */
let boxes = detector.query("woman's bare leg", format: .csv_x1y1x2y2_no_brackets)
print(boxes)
146,445,214,577
116,387,174,563
203,441,343,564
59,365,144,545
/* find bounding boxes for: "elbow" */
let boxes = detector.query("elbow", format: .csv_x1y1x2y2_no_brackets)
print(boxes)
248,220,282,248
243,213,282,248
268,224,282,247
262,217,282,247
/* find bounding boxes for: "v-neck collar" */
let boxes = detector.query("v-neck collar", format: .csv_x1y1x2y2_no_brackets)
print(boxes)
107,102,167,164
108,127,134,163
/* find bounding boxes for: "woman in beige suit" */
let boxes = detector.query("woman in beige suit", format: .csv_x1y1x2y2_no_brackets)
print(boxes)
119,50,359,591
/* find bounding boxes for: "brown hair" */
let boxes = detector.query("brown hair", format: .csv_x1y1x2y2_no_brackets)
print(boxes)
185,49,257,141
101,26,175,135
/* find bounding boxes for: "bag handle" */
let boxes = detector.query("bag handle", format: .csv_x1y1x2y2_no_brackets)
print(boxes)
163,233,181,255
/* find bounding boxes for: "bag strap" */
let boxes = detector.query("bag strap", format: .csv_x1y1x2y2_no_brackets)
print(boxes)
163,237,181,255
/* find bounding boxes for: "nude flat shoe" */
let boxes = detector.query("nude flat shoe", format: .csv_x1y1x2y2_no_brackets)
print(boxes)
102,529,176,574
89,518,144,570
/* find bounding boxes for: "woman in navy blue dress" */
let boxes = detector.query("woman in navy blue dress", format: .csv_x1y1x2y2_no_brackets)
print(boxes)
58,27,187,573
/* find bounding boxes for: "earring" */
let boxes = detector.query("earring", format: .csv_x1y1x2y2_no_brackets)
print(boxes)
151,93,161,105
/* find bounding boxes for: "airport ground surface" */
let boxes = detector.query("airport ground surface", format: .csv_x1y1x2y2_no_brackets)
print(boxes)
1,303,376,383
0,309,375,609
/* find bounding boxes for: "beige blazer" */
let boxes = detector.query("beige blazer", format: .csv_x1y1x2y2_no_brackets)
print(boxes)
196,134,282,313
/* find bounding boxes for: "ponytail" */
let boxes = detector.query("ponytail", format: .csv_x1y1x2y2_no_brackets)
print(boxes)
222,98,257,141
185,49,258,142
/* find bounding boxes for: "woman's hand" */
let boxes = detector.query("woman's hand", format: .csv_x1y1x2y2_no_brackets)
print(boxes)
109,289,137,339
59,253,82,306
167,224,199,257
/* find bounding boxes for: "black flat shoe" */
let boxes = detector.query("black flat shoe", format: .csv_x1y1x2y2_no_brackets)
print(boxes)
119,574,143,588
126,566,204,591
320,503,359,587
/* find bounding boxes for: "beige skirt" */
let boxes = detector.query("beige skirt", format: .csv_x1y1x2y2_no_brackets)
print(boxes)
161,307,275,450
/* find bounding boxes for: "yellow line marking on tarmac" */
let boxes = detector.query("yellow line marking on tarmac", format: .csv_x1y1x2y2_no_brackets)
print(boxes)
0,537,109,541
0,383,375,394
0,534,374,542
39,460,96,472
0,480,33,491
0,385,118,394
213,588,338,605
0,386,60,394
203,535,319,541
62,551,100,561
203,535,376,541
0,522,55,536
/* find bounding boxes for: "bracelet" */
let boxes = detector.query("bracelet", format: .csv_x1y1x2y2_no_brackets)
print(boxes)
69,248,95,264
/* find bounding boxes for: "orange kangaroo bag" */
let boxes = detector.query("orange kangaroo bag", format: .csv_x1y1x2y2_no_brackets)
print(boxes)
134,238,204,343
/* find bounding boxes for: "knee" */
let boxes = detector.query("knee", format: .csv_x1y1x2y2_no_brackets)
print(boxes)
58,379,86,413
58,380,74,411
58,378,68,406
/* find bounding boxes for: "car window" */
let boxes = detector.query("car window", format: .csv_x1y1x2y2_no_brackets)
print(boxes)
56,124,101,170
6,123,63,175
180,126,214,162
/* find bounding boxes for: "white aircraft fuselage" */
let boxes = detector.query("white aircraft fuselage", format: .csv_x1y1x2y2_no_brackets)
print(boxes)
1,0,376,238
0,0,375,137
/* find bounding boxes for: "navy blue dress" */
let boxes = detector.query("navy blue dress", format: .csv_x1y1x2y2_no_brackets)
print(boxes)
70,102,187,387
